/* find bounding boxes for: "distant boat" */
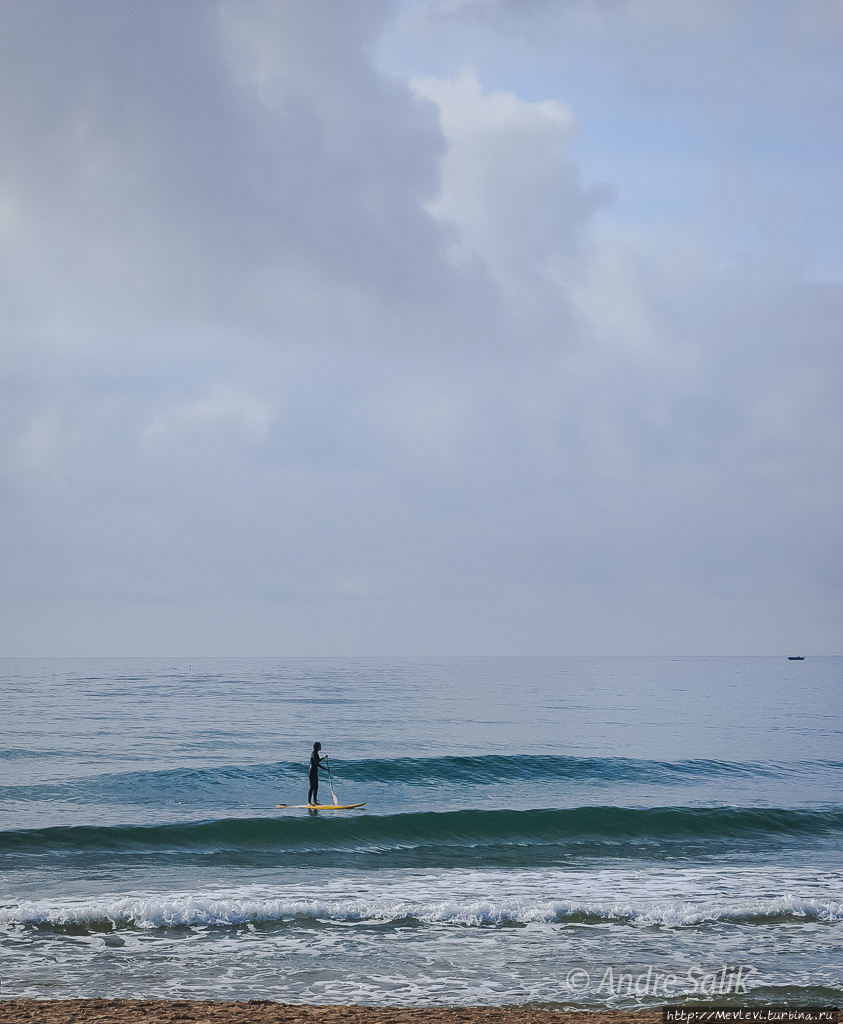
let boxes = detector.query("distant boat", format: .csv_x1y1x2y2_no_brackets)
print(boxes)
787,656,805,661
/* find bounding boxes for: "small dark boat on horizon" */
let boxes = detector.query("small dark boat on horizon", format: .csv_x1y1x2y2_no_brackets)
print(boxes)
788,656,805,661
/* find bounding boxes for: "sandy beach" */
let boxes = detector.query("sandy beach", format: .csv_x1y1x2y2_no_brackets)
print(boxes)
2,1002,663,1024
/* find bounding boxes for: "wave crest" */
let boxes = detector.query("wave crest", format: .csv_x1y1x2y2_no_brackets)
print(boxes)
3,892,840,932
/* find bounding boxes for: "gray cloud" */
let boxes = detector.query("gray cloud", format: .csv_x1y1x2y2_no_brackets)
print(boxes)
0,0,840,655
0,0,498,350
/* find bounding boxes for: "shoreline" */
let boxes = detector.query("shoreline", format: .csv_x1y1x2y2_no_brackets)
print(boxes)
1,1001,663,1023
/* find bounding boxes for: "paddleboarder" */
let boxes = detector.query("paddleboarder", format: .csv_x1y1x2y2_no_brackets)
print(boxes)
275,750,364,810
308,742,328,805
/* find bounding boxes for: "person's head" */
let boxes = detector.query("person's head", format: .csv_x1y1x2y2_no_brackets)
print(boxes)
313,742,321,751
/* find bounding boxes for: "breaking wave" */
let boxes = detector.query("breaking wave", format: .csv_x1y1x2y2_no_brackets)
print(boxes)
3,891,840,933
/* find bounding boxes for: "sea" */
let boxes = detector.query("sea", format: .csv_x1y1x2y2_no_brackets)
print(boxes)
0,656,841,1009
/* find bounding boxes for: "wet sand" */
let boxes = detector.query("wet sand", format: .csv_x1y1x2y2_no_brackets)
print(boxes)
2,1002,662,1023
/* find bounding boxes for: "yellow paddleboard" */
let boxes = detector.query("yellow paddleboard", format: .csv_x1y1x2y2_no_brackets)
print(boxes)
276,802,367,810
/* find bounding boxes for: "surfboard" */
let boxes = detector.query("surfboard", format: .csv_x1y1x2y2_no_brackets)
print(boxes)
276,802,367,810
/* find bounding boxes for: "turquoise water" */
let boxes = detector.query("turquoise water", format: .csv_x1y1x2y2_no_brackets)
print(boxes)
1,657,841,1006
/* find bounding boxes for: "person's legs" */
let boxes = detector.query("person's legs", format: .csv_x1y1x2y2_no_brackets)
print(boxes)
308,773,318,804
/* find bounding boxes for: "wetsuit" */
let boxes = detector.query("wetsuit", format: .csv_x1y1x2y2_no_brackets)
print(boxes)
308,749,326,805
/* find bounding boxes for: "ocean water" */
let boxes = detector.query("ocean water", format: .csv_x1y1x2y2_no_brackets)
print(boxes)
0,656,841,1008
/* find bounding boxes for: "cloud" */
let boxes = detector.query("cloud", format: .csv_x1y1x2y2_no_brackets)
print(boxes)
412,72,611,306
0,0,840,654
415,0,843,78
143,386,277,445
15,412,66,474
0,0,485,353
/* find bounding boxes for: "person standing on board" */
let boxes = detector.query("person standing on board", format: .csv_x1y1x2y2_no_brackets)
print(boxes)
308,742,328,805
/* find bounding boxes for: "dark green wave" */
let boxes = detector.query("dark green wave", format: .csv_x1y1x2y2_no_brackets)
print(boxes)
2,805,841,859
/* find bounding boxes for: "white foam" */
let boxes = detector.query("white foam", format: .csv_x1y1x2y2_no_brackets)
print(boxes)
2,890,840,929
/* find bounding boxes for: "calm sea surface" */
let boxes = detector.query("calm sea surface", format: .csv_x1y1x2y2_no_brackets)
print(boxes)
1,657,841,1007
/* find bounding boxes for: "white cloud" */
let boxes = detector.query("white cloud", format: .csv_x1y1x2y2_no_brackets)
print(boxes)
412,72,580,271
143,386,277,445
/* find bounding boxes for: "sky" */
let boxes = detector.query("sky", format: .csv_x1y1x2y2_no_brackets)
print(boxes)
0,0,841,656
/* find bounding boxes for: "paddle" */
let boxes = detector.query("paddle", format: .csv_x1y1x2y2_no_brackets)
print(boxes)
325,756,339,806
